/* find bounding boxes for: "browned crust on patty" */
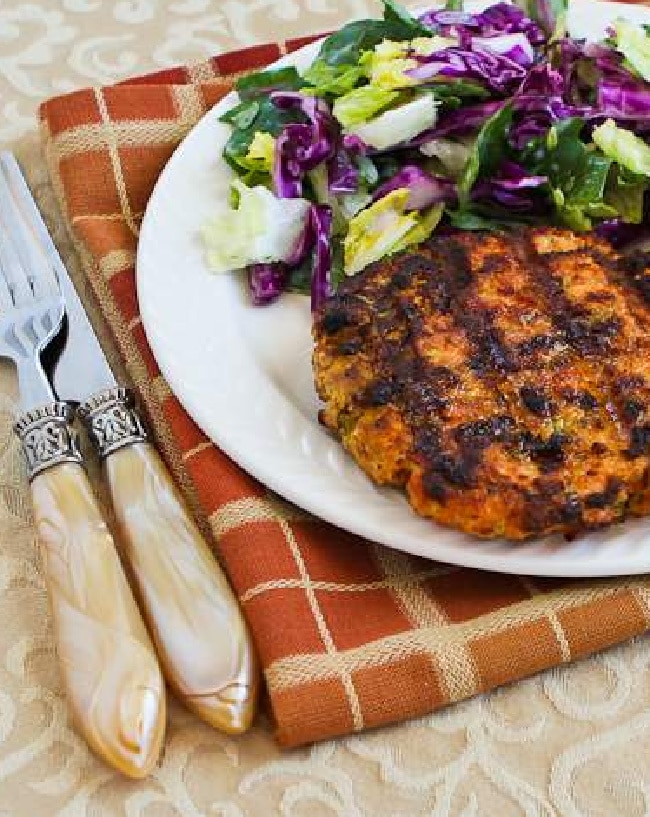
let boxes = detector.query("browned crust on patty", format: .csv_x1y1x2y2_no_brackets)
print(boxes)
312,227,650,540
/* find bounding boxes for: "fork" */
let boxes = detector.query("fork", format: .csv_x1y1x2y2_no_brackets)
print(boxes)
0,223,166,778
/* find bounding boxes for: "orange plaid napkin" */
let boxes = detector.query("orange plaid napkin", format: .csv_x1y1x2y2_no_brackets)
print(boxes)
39,37,650,749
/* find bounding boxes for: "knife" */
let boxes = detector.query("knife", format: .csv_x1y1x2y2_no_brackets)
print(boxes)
1,153,259,735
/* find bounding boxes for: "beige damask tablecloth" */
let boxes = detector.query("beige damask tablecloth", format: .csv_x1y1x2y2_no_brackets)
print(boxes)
2,1,650,815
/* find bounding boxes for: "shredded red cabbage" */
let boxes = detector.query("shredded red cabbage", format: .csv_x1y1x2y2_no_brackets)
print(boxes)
419,3,545,45
328,148,360,194
310,205,334,311
595,219,650,248
473,160,548,210
408,101,504,146
407,46,528,95
247,263,288,305
342,134,369,154
596,80,650,124
271,92,338,198
372,165,457,209
509,64,584,148
471,33,535,66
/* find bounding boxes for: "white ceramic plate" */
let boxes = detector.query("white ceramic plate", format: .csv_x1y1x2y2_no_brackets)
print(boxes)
137,0,650,577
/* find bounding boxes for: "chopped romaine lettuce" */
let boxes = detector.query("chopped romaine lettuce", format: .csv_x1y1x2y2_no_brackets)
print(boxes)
613,19,650,82
202,181,311,273
245,131,275,172
301,59,367,96
373,164,456,208
333,85,400,128
346,94,438,150
605,165,649,223
339,191,374,219
592,118,650,177
363,36,457,89
391,203,444,252
557,201,618,231
344,189,440,274
419,136,474,176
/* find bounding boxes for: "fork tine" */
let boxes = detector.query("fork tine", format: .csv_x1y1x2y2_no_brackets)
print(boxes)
0,160,59,302
0,154,63,291
0,228,31,307
0,240,15,311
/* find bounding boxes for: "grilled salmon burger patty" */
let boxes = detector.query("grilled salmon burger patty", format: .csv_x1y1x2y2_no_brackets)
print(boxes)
313,227,650,540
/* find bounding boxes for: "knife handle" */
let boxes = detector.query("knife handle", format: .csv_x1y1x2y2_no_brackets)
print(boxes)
14,403,166,779
79,388,259,734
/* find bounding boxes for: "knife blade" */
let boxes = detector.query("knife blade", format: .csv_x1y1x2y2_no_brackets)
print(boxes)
1,152,259,735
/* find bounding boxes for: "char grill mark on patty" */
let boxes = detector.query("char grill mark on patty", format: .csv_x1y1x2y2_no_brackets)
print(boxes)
313,227,650,540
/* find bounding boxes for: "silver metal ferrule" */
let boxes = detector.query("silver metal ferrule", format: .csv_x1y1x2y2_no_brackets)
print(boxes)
14,402,83,480
77,387,148,459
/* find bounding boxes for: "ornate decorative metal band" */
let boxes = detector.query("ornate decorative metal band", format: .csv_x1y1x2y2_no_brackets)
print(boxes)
77,387,148,458
14,402,83,481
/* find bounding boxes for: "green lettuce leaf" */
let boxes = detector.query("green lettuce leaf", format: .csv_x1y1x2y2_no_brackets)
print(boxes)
346,94,438,150
613,19,650,81
222,97,300,175
243,132,275,171
605,165,649,223
521,119,612,229
202,181,310,273
301,59,367,96
592,118,650,177
458,103,513,200
333,85,400,128
557,202,617,231
220,100,260,129
362,36,457,90
235,66,306,100
447,208,516,230
513,0,568,36
316,0,432,71
382,0,435,38
427,81,491,110
343,189,440,274
534,120,611,203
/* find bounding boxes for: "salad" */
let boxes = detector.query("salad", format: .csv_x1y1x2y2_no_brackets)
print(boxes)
202,0,650,309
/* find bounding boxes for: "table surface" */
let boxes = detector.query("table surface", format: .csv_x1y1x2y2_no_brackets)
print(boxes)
2,1,650,815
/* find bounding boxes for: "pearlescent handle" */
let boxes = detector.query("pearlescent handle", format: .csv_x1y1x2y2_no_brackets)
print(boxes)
30,461,166,778
100,440,259,734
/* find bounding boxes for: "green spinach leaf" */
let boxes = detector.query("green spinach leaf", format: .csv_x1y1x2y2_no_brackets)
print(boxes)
222,97,301,173
382,0,434,39
316,0,431,69
235,66,306,100
219,100,260,129
605,165,649,223
302,59,367,96
458,103,513,200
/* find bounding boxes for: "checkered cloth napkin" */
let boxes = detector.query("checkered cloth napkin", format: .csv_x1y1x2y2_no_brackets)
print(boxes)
38,37,650,748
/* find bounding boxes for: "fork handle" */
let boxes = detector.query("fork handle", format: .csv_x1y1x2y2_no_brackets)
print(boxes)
78,388,259,734
14,403,166,779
